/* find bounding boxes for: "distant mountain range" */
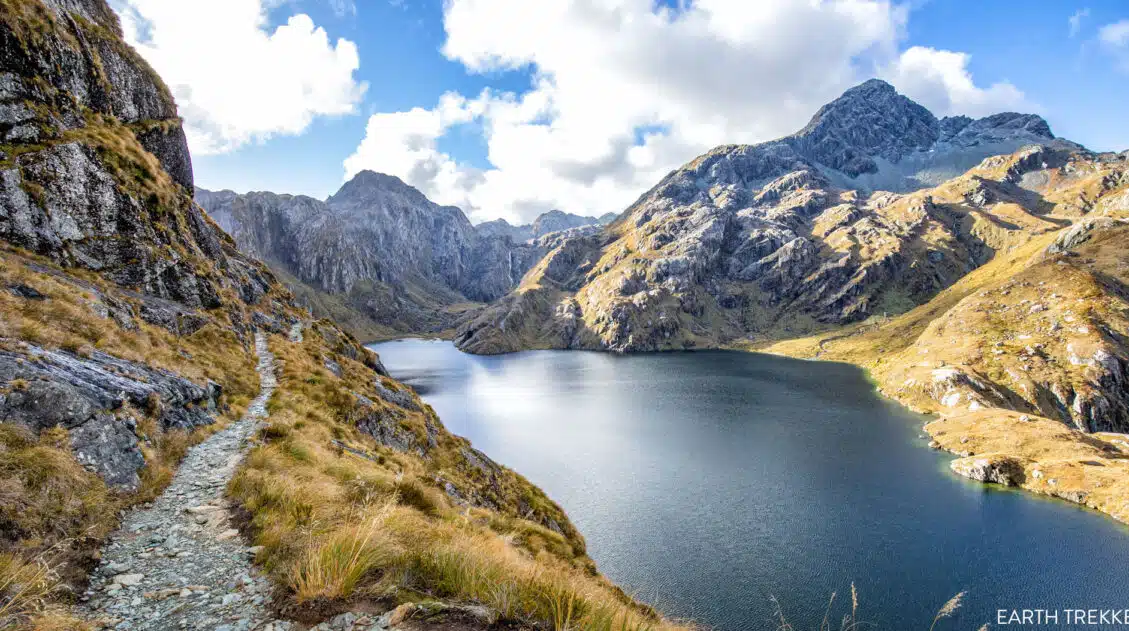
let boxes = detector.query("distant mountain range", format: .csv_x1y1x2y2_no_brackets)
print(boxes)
196,175,613,337
478,210,619,243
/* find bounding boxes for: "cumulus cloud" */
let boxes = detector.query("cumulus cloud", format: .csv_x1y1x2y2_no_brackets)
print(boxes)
880,46,1030,117
344,0,1033,223
113,0,366,155
344,93,487,212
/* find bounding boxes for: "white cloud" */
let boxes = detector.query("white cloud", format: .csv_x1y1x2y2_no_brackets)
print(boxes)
880,46,1030,117
1069,8,1090,37
1100,19,1129,72
343,93,486,212
345,0,1033,224
113,0,366,155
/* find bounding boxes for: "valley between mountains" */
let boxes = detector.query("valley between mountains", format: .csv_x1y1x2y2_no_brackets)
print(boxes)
2,0,1129,629
199,79,1129,526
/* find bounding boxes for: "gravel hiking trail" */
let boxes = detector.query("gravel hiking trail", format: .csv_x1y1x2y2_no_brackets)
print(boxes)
80,331,292,631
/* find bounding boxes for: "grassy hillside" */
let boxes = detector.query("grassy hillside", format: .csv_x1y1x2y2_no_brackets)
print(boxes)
761,156,1129,523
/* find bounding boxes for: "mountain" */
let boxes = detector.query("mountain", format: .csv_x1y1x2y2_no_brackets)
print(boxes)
456,79,1082,355
456,79,1129,524
477,209,618,243
0,2,678,629
781,78,1077,190
196,177,619,340
196,174,546,337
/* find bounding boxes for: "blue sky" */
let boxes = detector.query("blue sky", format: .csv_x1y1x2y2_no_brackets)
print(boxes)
114,0,1128,223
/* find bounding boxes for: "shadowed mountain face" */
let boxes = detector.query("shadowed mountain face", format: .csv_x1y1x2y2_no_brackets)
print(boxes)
453,80,1113,357
196,175,608,337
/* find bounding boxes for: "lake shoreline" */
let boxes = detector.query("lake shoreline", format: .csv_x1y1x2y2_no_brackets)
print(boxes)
371,338,1129,631
373,334,1129,530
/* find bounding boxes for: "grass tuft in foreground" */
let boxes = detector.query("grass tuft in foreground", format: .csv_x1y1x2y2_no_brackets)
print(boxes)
771,586,986,631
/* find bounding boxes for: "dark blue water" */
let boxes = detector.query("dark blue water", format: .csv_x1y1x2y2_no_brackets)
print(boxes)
370,339,1129,631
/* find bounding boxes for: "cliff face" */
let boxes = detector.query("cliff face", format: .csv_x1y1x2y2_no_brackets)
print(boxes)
0,0,219,298
0,0,385,502
195,175,579,338
454,82,1089,355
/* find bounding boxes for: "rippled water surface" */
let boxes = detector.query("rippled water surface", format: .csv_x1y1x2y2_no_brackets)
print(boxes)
370,339,1129,631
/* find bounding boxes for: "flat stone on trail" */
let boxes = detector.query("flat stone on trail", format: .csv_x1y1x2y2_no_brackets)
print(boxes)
186,505,223,514
216,528,240,541
112,573,144,586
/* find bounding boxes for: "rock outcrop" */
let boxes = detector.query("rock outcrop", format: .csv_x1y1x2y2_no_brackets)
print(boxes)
950,454,1026,487
0,343,223,488
0,0,281,326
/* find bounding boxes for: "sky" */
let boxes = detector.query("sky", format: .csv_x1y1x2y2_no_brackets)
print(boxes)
109,0,1129,225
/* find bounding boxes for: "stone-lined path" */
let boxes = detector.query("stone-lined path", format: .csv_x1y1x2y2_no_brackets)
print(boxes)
81,332,291,631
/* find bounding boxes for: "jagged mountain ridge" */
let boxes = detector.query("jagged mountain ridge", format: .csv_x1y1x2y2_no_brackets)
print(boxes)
453,80,1098,357
477,209,618,243
771,78,1077,190
196,174,606,337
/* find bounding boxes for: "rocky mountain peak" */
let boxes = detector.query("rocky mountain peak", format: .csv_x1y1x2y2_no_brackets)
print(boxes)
792,78,941,176
327,170,431,209
649,79,1072,198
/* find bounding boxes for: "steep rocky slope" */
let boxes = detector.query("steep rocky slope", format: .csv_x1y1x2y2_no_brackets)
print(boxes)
0,3,683,629
196,176,560,339
454,81,1081,355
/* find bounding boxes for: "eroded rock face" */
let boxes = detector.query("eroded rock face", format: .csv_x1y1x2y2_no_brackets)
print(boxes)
0,0,273,319
0,343,222,489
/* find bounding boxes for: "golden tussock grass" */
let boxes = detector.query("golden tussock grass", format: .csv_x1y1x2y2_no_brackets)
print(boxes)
770,585,984,631
0,249,262,621
228,334,691,630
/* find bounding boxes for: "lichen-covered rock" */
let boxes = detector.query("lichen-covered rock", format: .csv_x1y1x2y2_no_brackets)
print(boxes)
346,392,424,455
1046,216,1127,254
